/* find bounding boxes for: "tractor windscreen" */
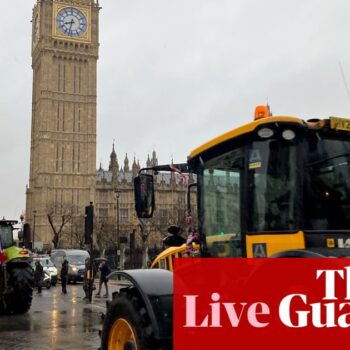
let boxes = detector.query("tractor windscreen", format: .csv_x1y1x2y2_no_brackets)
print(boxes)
200,146,244,257
0,225,13,249
199,134,300,257
199,127,350,257
304,134,350,230
247,138,300,232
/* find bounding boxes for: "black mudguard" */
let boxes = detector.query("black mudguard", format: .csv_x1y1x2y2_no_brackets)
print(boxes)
270,249,325,258
108,269,173,340
0,265,6,294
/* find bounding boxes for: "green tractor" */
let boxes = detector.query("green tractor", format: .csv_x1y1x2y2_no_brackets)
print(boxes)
0,219,34,314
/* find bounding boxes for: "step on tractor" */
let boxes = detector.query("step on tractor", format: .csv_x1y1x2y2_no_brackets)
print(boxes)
0,219,33,314
101,106,350,349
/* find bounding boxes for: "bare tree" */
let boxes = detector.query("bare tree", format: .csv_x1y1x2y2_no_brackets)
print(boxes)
150,206,187,236
94,217,116,256
70,215,85,249
47,203,76,248
130,199,189,268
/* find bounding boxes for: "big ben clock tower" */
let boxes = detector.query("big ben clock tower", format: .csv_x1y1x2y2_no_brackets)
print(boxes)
26,0,100,247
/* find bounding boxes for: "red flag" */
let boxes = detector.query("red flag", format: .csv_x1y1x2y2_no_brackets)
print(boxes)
170,164,189,186
0,236,6,264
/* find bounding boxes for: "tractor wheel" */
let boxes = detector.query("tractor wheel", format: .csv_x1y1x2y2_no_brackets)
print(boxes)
5,265,34,314
101,289,157,350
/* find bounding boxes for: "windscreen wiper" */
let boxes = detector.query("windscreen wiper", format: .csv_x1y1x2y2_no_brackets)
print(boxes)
305,151,350,168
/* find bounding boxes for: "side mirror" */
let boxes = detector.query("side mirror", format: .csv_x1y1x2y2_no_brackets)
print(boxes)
134,174,155,218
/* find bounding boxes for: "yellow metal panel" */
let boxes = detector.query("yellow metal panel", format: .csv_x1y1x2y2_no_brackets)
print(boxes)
330,116,350,131
189,116,304,159
150,244,200,271
151,244,187,267
245,231,305,257
326,238,335,248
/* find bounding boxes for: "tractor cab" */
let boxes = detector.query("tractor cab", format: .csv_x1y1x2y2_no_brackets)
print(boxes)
134,114,350,259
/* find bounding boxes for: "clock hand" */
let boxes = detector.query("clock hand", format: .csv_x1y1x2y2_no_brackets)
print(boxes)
68,19,74,36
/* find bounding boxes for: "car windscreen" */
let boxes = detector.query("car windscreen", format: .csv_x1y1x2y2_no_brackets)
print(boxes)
66,255,88,265
40,259,55,267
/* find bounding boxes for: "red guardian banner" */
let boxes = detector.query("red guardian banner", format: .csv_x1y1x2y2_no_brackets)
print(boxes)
174,258,350,350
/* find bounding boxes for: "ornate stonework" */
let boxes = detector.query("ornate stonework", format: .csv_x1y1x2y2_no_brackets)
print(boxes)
95,148,195,250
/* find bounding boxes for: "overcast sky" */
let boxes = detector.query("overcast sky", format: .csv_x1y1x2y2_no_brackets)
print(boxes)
1,0,350,219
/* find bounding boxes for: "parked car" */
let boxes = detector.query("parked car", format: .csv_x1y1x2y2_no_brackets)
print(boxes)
40,271,52,289
39,257,58,286
50,249,90,283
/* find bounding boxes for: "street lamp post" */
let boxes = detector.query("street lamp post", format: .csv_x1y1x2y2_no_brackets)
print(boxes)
32,210,37,252
114,189,121,270
114,189,121,250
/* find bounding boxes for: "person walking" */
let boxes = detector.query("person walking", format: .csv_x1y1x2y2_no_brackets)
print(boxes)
34,260,44,294
60,259,69,294
95,260,111,298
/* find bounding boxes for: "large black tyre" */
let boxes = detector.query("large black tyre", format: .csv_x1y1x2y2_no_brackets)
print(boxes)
101,289,159,350
5,265,34,314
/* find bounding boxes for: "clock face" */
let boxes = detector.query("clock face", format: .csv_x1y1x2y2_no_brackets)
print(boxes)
56,7,87,37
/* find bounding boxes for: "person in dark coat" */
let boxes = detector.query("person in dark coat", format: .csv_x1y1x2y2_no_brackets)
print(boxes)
163,225,186,248
34,260,44,294
95,260,111,298
60,259,69,294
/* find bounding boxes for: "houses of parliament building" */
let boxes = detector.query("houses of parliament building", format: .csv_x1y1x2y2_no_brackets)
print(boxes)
25,0,190,251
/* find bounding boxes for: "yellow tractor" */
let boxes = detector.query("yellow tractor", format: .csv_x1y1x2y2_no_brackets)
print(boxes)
101,106,350,349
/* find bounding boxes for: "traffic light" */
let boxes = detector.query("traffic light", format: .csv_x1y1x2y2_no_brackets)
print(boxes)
130,230,136,250
84,203,94,244
23,223,31,246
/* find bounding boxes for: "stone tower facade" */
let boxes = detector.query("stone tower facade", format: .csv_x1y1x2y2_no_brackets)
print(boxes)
26,0,100,247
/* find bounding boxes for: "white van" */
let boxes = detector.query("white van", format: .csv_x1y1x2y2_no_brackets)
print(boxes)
50,249,90,283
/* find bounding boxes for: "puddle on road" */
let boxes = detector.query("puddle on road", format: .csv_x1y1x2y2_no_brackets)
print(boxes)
0,308,103,349
0,285,112,349
83,308,96,332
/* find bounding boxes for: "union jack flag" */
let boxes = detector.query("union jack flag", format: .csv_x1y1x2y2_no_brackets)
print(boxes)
170,164,189,186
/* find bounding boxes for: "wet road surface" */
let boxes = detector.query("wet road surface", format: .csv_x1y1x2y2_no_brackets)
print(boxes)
0,282,120,350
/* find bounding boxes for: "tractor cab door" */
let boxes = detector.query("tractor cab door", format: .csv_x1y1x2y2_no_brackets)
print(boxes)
0,223,15,249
